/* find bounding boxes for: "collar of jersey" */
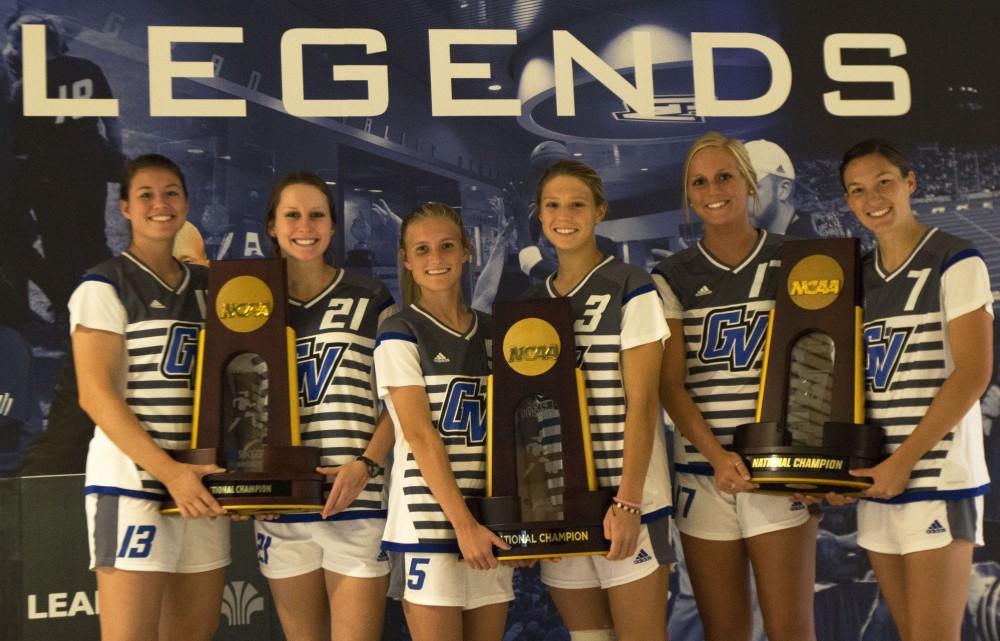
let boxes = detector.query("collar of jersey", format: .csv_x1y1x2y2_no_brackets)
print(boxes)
874,227,937,282
411,303,479,340
289,268,345,308
696,229,767,274
123,251,190,294
545,255,614,298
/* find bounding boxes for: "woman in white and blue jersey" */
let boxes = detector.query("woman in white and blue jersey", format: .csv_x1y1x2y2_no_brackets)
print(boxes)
375,202,514,641
72,154,228,641
840,138,993,641
253,172,396,641
654,133,817,641
533,160,672,641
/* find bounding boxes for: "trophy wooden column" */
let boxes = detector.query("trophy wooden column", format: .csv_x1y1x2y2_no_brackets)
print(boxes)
469,298,612,559
734,239,884,494
162,258,324,513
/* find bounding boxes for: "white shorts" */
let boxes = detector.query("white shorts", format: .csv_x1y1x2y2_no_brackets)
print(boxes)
673,472,810,541
254,517,390,580
857,495,984,556
395,552,514,609
540,517,673,590
86,493,230,573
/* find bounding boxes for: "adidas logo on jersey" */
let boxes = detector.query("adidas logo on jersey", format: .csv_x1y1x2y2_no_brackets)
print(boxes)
633,548,652,564
376,550,389,562
695,285,712,297
433,352,450,363
150,299,166,309
926,520,946,535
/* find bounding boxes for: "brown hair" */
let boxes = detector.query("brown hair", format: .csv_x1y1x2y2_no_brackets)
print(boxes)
681,132,758,220
120,154,187,201
397,202,470,306
534,159,608,214
264,171,336,262
839,138,912,191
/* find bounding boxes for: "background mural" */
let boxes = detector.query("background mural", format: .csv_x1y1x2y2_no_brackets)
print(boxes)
1,1,998,639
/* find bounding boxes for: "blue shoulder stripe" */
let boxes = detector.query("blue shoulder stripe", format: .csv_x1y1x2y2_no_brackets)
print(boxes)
84,485,164,501
81,274,120,297
941,248,984,274
375,331,417,349
623,282,656,305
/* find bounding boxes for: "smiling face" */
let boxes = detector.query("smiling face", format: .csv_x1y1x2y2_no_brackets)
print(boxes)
842,152,917,236
267,182,334,264
401,215,469,298
686,146,752,228
120,167,189,244
537,174,606,255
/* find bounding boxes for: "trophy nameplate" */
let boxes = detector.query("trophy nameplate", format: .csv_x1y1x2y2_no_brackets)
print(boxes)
467,298,612,559
733,239,884,494
161,259,324,513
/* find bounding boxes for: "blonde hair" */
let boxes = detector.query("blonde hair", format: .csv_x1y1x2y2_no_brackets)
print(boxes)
397,202,471,306
682,131,759,221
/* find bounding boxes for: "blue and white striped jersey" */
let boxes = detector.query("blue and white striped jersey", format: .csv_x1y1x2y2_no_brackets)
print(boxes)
652,230,784,475
375,306,493,552
862,228,992,502
536,256,672,520
70,253,207,501
276,269,396,521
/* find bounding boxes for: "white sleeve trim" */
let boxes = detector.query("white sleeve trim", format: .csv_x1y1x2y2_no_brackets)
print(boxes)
621,288,669,351
374,338,425,398
942,256,994,322
68,280,126,335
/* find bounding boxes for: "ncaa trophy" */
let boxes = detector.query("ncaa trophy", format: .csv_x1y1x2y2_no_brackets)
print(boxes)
467,298,612,559
733,239,884,494
162,258,324,513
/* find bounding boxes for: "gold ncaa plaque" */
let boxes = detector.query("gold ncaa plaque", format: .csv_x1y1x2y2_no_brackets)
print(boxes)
502,317,561,377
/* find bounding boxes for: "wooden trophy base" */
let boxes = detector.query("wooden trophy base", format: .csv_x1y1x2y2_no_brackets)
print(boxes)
734,421,883,495
468,488,613,560
161,446,325,514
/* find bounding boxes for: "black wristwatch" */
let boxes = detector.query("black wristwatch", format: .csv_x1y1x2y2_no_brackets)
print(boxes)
356,455,382,478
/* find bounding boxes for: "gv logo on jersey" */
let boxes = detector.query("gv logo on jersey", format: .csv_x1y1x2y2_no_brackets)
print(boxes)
440,378,487,445
296,337,347,407
864,322,911,392
160,323,200,386
698,307,769,371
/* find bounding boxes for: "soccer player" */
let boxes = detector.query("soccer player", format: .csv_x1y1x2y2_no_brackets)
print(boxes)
6,11,123,319
534,160,672,641
653,132,817,641
375,203,513,641
71,154,228,641
839,138,992,641
253,172,395,641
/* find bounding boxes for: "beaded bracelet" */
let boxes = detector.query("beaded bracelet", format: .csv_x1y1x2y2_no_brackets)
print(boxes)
612,499,641,516
613,496,641,510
